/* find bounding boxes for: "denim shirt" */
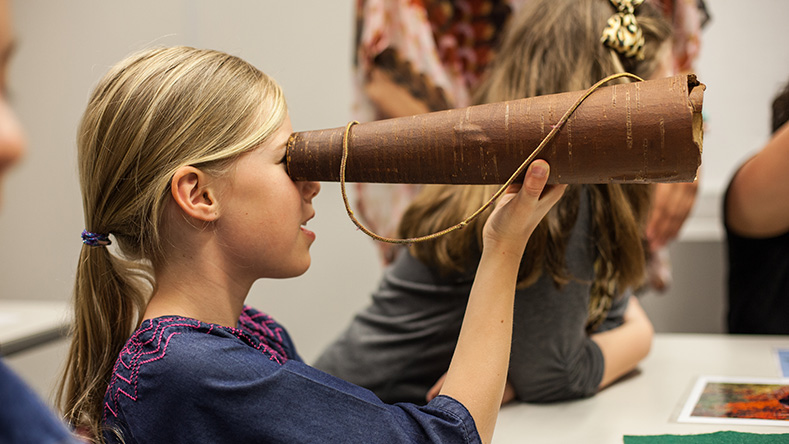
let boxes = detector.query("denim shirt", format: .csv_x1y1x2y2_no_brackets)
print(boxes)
0,360,80,444
103,306,480,443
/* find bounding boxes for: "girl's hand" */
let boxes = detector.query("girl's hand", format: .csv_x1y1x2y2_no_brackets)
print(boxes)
645,181,698,251
483,160,566,254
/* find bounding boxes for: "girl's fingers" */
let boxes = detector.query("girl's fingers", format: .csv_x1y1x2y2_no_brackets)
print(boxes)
518,160,566,207
523,160,550,198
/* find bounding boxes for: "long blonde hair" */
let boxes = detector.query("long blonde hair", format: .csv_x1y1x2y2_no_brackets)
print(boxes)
56,46,287,441
400,0,672,329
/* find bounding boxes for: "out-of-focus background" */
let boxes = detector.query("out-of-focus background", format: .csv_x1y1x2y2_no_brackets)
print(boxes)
1,0,788,403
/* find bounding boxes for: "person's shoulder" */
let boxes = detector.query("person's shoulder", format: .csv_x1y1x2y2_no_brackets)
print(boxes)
115,316,278,381
725,123,789,237
0,361,79,443
130,315,240,350
238,305,300,362
103,317,291,441
239,305,284,331
105,317,282,412
388,248,475,288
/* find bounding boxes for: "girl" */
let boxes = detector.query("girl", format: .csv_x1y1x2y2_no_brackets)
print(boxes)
315,0,670,404
55,46,564,443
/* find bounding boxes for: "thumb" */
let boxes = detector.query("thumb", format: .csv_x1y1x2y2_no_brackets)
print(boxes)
523,160,550,198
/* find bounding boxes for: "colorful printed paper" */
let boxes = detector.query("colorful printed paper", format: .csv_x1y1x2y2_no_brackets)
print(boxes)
678,376,789,426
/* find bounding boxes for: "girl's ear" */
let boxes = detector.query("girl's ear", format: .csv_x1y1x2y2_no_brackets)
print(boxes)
170,166,220,222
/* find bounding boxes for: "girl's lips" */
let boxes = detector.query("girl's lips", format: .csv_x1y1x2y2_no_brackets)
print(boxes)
301,226,316,242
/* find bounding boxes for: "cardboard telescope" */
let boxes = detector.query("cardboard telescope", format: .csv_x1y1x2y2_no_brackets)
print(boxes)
286,74,704,185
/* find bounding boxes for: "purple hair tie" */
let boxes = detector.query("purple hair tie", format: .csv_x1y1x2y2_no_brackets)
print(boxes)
81,229,111,247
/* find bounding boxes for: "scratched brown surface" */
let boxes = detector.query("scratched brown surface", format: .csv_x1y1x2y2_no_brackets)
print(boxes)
287,74,704,185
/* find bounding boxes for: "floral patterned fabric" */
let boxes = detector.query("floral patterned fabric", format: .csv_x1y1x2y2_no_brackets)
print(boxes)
353,0,527,263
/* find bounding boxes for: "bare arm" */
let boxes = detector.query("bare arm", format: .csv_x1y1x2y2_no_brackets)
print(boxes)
590,296,654,389
427,374,516,406
726,122,789,237
438,161,565,443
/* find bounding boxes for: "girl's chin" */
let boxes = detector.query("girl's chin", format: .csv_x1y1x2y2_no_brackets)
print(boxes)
288,258,312,278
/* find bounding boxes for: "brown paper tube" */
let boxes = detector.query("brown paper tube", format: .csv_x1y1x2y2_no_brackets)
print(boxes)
287,73,704,184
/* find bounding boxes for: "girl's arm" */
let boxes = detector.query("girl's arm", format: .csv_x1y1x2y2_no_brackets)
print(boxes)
591,296,654,388
427,375,516,406
726,122,789,238
438,160,565,443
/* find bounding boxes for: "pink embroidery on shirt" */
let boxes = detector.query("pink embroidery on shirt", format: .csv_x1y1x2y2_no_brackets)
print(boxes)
103,307,291,424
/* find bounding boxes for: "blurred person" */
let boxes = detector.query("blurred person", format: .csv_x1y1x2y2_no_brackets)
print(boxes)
724,78,789,335
0,0,82,442
317,0,674,405
352,0,708,296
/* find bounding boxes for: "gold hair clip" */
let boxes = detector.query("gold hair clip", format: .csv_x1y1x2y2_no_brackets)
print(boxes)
601,0,646,60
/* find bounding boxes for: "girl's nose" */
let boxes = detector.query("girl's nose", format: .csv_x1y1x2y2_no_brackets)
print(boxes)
301,180,320,201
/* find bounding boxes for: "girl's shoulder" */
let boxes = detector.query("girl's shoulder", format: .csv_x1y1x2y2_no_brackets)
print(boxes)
104,308,298,423
103,309,298,439
122,307,297,366
238,305,300,362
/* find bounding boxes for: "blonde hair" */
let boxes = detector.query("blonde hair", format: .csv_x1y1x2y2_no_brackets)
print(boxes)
56,46,287,441
400,0,672,329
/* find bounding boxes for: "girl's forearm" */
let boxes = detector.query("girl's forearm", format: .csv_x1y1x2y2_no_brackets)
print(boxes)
439,245,522,444
591,297,654,388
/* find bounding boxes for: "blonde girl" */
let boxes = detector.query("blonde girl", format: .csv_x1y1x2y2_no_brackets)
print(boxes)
56,46,563,443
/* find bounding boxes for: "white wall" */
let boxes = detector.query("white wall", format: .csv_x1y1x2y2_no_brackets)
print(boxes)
2,1,789,386
692,0,789,195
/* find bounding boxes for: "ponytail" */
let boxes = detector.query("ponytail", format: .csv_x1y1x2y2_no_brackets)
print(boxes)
57,243,151,441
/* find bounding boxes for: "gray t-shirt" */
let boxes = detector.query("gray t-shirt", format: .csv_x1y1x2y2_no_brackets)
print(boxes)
314,187,629,404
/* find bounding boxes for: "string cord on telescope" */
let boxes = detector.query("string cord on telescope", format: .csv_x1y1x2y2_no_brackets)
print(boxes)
339,72,644,244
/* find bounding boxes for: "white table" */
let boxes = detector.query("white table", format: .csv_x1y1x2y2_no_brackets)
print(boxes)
493,333,789,443
0,299,70,356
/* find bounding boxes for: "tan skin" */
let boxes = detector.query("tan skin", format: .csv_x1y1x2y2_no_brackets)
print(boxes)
0,0,26,207
726,121,789,238
646,178,699,251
